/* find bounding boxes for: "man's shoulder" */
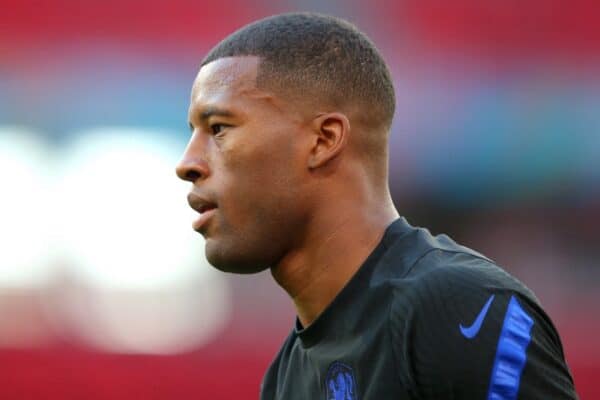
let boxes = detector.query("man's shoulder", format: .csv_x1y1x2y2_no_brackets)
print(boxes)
378,219,538,313
379,227,577,400
380,218,493,279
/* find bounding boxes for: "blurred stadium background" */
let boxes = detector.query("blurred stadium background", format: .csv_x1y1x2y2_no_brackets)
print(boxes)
1,0,598,398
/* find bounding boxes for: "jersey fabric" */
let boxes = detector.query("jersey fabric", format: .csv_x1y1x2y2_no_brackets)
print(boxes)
260,217,577,400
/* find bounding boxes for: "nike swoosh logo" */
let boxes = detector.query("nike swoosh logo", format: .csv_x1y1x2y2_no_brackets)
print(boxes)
459,294,495,339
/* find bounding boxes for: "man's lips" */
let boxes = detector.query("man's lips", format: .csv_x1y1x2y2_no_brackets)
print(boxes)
187,192,218,232
192,208,217,231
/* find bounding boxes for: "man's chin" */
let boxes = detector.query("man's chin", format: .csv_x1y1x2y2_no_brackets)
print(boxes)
204,241,270,274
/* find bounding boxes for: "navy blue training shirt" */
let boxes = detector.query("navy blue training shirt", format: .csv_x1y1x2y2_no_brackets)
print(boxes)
260,218,578,399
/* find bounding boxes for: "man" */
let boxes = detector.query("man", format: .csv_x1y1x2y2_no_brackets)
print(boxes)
176,12,578,400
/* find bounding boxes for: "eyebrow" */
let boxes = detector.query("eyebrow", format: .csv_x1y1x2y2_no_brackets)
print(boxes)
189,106,235,132
200,107,234,121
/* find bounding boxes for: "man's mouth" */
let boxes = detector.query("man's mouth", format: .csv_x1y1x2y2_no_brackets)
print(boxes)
187,192,218,232
197,203,217,214
192,207,217,232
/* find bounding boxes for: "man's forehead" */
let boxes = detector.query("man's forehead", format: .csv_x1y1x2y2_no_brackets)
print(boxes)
191,56,261,102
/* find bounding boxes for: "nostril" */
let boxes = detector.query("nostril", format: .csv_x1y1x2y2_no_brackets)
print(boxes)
176,159,209,182
185,170,202,182
175,164,200,182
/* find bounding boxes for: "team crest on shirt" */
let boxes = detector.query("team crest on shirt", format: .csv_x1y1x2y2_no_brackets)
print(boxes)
325,361,358,400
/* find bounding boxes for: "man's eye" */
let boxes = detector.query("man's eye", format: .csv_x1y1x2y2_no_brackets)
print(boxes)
211,124,227,135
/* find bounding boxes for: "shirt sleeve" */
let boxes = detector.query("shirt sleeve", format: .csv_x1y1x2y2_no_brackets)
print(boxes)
390,250,578,400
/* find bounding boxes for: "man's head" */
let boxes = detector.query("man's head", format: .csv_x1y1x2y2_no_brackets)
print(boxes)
176,13,396,274
201,12,395,132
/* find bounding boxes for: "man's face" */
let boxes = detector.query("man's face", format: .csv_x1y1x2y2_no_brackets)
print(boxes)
177,56,311,273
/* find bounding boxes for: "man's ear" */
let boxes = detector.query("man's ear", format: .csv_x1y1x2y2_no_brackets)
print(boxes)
307,112,350,169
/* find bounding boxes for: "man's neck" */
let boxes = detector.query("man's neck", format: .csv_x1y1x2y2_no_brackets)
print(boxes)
271,196,398,328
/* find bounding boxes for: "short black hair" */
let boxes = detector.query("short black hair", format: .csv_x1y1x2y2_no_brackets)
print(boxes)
201,12,396,130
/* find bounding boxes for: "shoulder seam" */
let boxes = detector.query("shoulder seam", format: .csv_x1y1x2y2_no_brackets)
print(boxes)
400,247,437,278
401,248,494,279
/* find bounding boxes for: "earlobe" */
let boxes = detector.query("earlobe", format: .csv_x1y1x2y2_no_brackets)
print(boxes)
307,112,350,169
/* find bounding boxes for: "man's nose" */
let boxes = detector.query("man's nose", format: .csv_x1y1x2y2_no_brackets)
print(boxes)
175,138,210,183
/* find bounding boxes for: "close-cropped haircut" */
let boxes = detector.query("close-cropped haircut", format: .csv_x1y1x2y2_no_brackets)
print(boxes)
201,12,396,131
